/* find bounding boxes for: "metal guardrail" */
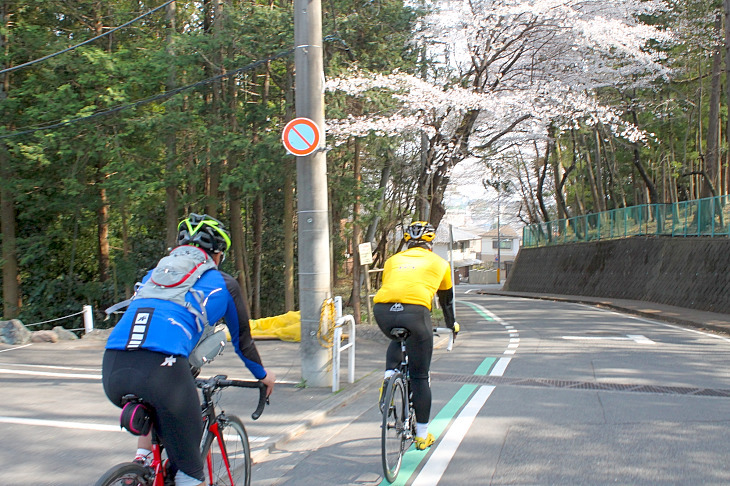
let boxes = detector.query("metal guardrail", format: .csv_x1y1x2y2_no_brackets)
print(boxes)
523,195,730,248
332,296,355,393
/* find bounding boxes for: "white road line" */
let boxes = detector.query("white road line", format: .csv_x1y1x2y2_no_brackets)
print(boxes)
0,344,32,353
0,416,120,432
561,334,655,344
573,302,730,343
490,357,511,377
0,416,270,442
0,368,101,379
0,362,101,372
626,334,656,344
413,386,495,486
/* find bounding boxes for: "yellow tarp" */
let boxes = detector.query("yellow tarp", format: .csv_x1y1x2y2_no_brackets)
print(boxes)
248,311,301,342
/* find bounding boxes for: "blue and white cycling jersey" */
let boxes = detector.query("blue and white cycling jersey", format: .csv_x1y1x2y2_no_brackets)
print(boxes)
105,263,266,380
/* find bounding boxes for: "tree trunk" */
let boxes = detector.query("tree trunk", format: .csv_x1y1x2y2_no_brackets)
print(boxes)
165,1,179,248
0,145,19,318
629,109,660,204
0,1,19,318
594,128,607,211
251,194,263,318
536,126,554,222
97,185,110,282
350,138,362,325
726,0,730,195
229,190,250,302
283,58,295,312
704,13,723,199
416,131,431,220
283,162,295,312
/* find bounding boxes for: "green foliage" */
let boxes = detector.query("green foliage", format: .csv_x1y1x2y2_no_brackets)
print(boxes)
0,0,423,324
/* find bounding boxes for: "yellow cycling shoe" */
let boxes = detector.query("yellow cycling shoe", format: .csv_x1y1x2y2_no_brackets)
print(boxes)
414,433,434,451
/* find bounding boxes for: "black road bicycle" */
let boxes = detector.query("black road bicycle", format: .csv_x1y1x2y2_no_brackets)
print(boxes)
380,327,454,482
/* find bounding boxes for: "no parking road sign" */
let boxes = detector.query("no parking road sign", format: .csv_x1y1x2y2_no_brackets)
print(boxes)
282,117,321,156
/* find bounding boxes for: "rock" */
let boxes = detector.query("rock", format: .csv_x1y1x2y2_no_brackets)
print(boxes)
53,326,79,340
81,328,112,341
0,319,32,345
31,330,59,343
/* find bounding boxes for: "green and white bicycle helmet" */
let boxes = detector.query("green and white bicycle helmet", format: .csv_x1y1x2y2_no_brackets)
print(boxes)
177,213,231,254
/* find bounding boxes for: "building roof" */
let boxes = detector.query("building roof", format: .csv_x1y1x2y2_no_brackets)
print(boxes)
481,225,520,238
433,224,481,243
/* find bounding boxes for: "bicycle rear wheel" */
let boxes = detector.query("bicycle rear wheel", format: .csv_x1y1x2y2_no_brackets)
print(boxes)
204,414,251,486
381,373,407,483
94,462,152,486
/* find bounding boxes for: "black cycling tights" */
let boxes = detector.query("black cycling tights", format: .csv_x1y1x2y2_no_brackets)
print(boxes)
374,303,433,424
102,349,204,482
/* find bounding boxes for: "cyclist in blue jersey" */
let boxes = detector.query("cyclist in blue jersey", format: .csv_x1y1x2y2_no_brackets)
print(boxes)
102,213,276,486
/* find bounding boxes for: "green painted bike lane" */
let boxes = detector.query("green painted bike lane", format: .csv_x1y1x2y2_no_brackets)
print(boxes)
380,300,502,485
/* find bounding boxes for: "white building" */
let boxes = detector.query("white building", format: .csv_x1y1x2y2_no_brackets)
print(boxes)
432,224,482,284
478,225,521,279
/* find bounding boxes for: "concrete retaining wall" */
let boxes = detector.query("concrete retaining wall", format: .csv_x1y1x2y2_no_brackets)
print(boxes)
504,236,730,314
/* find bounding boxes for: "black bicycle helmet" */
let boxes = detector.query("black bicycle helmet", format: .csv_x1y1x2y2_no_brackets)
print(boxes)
177,213,231,254
404,221,436,245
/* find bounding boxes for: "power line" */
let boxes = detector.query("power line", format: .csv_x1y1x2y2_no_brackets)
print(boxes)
0,0,176,76
0,48,295,140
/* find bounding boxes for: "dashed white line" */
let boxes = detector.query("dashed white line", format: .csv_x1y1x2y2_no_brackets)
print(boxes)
490,357,511,377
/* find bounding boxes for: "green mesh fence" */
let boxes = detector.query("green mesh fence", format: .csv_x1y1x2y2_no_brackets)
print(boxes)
523,196,730,248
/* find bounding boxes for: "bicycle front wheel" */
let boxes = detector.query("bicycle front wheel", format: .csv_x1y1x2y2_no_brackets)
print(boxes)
381,373,407,483
94,462,152,486
203,414,251,486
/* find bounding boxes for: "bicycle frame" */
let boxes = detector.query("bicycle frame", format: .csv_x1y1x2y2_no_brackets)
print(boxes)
97,375,267,486
204,421,233,485
381,326,455,482
398,339,415,441
133,410,235,486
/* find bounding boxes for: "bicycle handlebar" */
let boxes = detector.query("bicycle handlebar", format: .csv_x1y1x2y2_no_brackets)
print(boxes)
433,327,455,351
196,375,269,420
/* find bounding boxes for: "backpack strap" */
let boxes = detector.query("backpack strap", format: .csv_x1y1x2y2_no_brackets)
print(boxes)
104,299,132,317
186,288,209,332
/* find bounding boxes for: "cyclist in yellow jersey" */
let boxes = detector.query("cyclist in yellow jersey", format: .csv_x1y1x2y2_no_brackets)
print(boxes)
373,221,459,450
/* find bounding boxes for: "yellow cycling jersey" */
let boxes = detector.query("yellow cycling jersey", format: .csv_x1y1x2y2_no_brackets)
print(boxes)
373,246,453,309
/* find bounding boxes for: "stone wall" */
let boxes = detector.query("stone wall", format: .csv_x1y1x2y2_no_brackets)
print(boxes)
504,236,730,314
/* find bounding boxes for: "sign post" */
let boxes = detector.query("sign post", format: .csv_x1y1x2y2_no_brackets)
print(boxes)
358,242,374,325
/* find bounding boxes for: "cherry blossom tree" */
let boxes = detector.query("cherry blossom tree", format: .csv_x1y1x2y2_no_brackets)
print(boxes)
327,0,675,227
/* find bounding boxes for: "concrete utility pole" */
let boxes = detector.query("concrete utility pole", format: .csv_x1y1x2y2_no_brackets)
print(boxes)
294,0,332,387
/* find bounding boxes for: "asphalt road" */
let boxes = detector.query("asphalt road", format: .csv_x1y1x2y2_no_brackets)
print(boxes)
3,292,730,485
253,293,730,485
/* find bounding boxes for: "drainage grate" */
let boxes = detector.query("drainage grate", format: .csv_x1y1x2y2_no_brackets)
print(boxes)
430,372,730,397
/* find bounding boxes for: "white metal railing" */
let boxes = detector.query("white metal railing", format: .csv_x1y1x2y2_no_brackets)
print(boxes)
332,296,355,393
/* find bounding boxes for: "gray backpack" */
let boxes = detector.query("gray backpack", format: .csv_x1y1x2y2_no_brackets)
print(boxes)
106,245,218,332
134,245,218,331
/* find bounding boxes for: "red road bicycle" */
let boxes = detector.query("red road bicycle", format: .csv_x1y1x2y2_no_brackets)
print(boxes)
95,375,268,486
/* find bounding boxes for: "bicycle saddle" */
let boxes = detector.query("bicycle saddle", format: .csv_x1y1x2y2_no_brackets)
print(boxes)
390,327,410,340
